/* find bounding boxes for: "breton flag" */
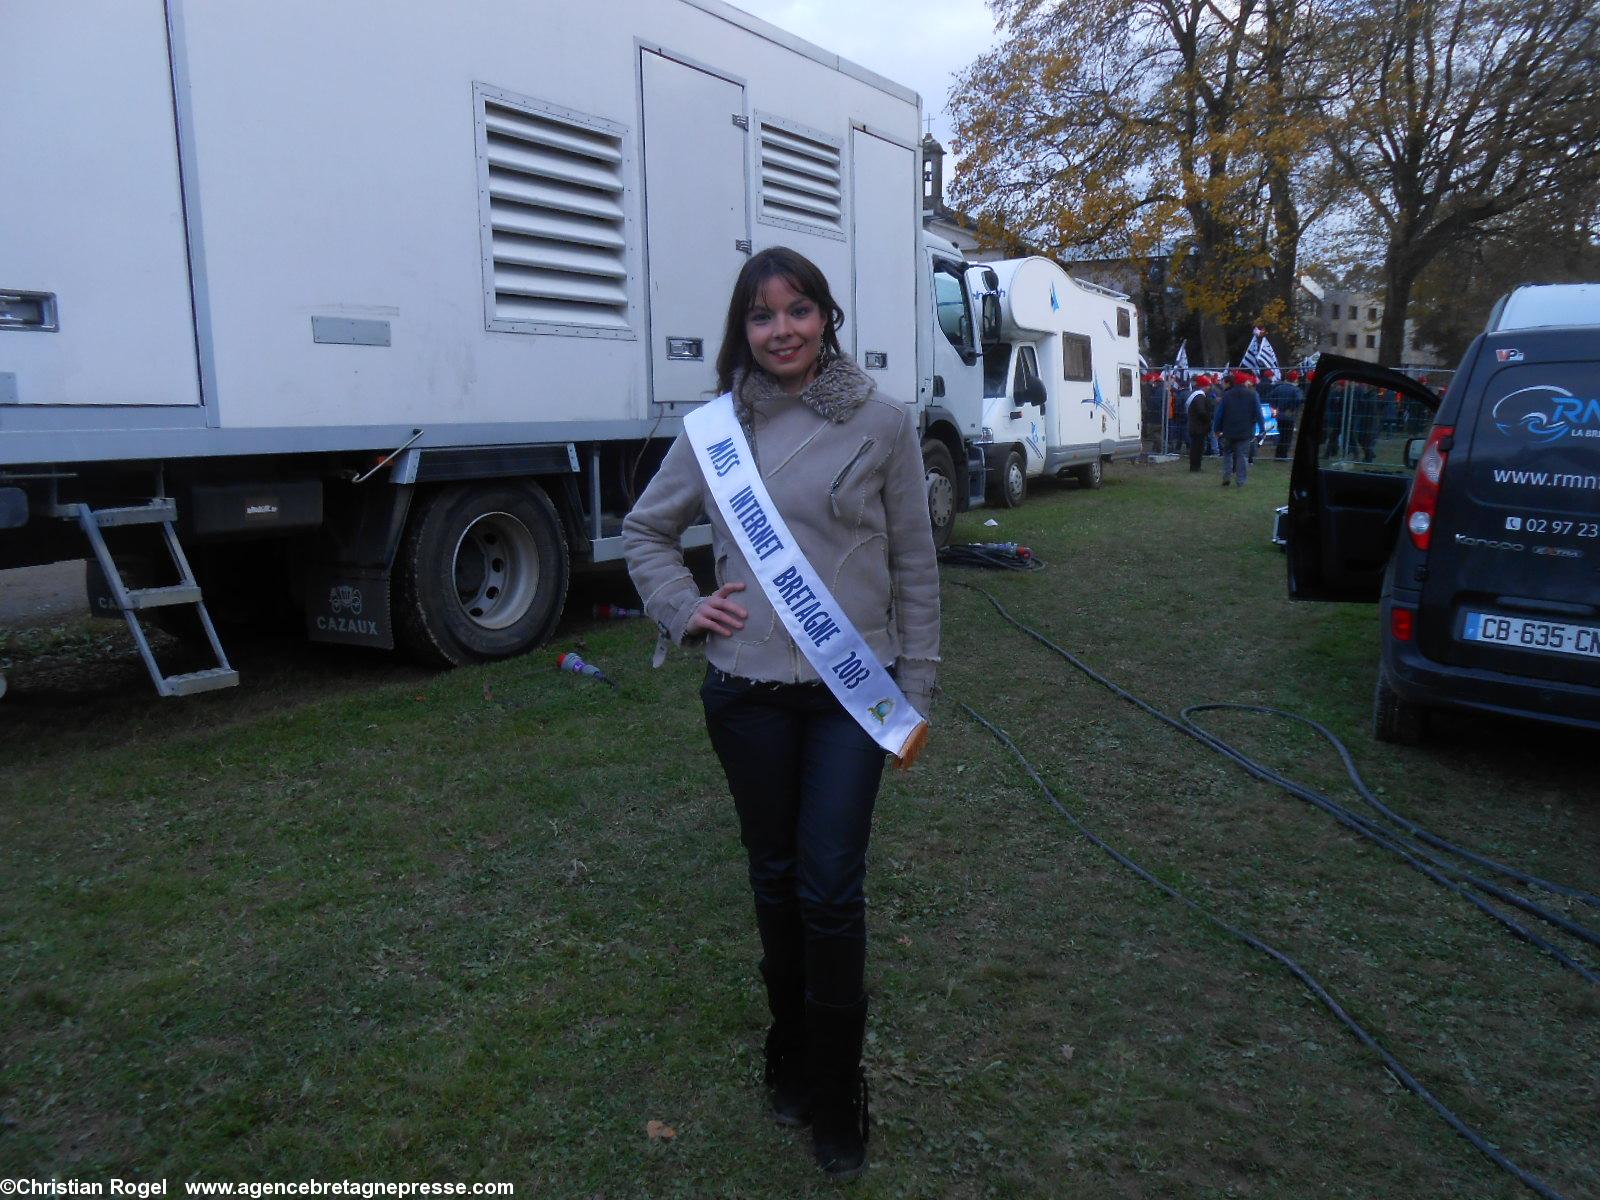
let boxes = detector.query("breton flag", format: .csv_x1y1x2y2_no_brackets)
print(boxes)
1170,339,1190,390
1241,327,1281,382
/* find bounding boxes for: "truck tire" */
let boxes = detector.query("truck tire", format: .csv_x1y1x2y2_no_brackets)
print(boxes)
1372,666,1428,745
990,448,1026,509
921,438,957,550
1074,458,1104,489
394,481,569,667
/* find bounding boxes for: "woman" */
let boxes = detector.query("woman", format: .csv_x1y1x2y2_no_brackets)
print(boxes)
621,247,939,1180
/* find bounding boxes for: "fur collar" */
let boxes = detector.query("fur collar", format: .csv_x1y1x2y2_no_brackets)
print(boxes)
733,354,875,427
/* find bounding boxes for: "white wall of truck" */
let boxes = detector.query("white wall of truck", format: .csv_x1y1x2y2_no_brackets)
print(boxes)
0,0,988,692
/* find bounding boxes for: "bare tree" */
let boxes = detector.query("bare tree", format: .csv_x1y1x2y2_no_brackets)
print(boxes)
1410,180,1600,362
1326,0,1600,362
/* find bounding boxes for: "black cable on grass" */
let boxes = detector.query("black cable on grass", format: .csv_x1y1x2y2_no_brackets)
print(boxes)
937,543,1046,572
953,697,1571,1200
1182,704,1600,915
953,581,1600,979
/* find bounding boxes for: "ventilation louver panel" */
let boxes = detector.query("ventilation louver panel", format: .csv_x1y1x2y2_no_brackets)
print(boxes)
482,99,630,332
759,122,843,232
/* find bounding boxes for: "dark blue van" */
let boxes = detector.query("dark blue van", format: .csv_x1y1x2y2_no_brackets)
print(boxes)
1286,284,1600,742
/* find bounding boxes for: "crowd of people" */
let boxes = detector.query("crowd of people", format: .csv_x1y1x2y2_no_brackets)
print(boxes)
1141,369,1439,476
1143,369,1307,486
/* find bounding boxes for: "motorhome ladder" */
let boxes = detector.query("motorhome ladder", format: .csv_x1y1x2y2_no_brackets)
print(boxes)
67,497,240,697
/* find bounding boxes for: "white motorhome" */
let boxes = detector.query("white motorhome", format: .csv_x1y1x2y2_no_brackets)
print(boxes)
973,257,1143,506
0,0,989,698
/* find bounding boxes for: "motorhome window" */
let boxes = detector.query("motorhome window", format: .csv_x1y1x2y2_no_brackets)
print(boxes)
983,343,1014,397
1119,367,1133,397
1116,308,1131,337
1013,345,1041,396
934,266,972,351
1061,333,1093,381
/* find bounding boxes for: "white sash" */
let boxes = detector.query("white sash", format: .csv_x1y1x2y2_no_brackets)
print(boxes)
683,394,927,758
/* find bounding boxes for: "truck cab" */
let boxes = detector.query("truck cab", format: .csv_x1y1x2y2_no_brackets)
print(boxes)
917,233,994,545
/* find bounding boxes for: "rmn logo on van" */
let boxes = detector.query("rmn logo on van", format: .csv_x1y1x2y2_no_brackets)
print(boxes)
1492,385,1600,444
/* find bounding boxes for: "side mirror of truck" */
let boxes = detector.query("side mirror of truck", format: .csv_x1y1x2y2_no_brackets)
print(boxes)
980,294,1002,344
957,311,980,365
1020,378,1047,408
1403,436,1427,469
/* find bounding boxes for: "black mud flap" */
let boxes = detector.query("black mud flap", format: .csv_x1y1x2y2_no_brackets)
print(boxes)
86,558,122,619
304,567,394,649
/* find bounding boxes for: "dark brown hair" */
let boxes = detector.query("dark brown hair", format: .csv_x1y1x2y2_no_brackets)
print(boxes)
714,246,846,395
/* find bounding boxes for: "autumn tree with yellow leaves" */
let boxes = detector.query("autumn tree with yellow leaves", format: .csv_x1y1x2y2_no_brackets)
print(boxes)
949,0,1335,364
950,0,1600,368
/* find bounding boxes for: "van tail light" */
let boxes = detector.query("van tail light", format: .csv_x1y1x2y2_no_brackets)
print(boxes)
1390,606,1415,641
1405,425,1454,551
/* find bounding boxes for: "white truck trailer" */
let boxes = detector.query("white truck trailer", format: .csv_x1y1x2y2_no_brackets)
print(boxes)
973,257,1143,506
0,0,991,697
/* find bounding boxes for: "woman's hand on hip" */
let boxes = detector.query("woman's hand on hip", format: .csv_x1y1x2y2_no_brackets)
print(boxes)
686,582,748,637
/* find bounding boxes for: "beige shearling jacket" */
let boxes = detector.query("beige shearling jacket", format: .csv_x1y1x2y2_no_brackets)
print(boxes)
621,356,940,718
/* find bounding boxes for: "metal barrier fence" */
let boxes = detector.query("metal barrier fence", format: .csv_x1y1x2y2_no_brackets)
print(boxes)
1322,369,1455,468
1151,368,1457,460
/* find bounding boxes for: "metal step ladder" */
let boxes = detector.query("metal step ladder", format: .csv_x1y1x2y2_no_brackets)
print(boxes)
61,494,239,698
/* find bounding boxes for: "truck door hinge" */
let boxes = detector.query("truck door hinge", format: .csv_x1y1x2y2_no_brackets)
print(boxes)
732,114,749,130
735,239,753,255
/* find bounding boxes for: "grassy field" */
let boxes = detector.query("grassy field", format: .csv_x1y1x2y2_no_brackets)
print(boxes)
2,458,1596,1198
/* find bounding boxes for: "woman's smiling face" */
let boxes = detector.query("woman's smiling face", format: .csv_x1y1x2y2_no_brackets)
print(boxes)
745,275,825,394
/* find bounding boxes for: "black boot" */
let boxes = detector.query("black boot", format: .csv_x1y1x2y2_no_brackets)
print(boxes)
760,960,811,1126
806,995,869,1181
755,905,811,1127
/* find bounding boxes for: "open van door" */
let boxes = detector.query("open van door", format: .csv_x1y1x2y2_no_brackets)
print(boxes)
1287,355,1440,601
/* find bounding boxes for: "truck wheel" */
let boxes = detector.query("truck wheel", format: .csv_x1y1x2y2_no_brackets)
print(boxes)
1372,667,1428,745
1074,458,1104,489
921,438,957,550
395,481,569,667
993,448,1027,509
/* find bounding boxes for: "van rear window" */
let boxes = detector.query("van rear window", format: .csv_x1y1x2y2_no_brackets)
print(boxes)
1466,362,1600,517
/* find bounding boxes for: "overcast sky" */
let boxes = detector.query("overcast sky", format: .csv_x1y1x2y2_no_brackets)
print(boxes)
727,0,1001,153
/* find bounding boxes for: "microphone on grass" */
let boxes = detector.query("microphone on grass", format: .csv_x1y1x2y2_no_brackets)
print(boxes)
557,652,618,689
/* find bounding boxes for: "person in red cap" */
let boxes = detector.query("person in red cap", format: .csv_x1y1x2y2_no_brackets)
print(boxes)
1212,371,1264,486
1184,375,1216,472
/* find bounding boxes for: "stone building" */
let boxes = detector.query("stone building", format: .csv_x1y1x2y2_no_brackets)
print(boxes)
1297,278,1444,368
